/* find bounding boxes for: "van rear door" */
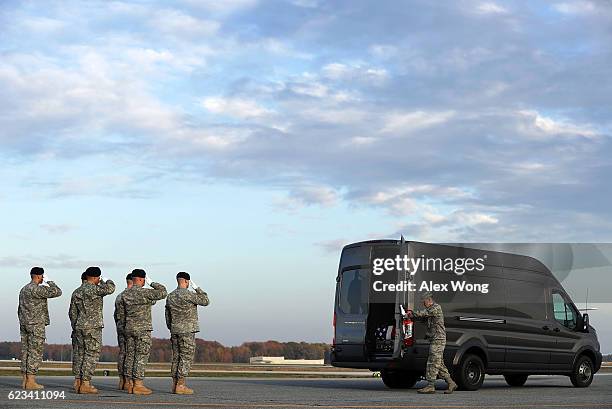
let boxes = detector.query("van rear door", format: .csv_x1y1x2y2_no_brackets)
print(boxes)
333,245,371,362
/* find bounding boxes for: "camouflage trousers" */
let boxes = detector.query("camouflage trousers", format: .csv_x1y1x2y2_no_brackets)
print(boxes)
117,331,127,376
171,333,196,379
425,340,452,384
20,324,45,375
125,331,152,380
73,328,102,381
71,330,80,377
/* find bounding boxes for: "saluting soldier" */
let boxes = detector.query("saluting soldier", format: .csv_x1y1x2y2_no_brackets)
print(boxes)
18,267,62,390
122,269,167,395
114,273,133,391
165,272,210,394
72,266,115,394
408,291,457,394
68,272,87,392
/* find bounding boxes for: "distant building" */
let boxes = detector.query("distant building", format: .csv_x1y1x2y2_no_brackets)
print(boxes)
249,356,324,365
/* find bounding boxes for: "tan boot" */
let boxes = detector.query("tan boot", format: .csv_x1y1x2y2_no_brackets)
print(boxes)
444,379,458,394
24,375,44,390
126,378,134,394
174,378,194,395
118,376,125,390
132,379,152,395
21,374,26,389
73,378,81,393
78,380,98,394
417,383,436,394
171,377,177,393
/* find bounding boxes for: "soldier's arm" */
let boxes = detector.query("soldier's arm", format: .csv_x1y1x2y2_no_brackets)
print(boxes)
33,282,62,298
69,298,78,329
92,279,116,296
114,297,124,326
165,304,172,330
191,288,210,306
146,282,168,301
412,308,434,319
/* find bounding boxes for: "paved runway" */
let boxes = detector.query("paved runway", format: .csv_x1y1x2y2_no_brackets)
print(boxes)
0,375,611,409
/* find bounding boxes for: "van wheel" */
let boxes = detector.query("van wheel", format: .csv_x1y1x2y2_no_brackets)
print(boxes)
380,369,419,389
504,374,528,386
570,356,594,387
455,354,485,391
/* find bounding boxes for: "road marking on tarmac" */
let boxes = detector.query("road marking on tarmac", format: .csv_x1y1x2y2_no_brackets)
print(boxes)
62,400,612,408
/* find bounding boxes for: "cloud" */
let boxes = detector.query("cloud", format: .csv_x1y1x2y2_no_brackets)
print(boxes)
40,224,78,234
201,97,273,119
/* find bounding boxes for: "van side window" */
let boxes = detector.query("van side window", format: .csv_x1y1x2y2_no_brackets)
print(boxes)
552,292,577,330
339,269,368,314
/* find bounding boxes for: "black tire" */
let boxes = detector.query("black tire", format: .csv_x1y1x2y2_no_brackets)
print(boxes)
455,353,485,391
570,355,594,388
504,374,528,386
380,369,419,389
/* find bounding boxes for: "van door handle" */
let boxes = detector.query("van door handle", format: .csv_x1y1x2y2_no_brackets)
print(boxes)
542,325,550,331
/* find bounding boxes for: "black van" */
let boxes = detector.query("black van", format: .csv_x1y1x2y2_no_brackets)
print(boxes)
331,240,602,390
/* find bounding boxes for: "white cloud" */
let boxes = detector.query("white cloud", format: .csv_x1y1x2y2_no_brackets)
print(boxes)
381,110,456,134
475,2,509,15
553,2,596,15
518,110,597,138
201,97,272,119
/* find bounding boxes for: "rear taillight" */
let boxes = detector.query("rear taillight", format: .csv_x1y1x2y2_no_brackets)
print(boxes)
332,312,337,346
403,316,413,347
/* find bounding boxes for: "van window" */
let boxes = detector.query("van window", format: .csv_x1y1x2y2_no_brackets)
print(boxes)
506,279,546,320
338,269,369,314
552,291,577,330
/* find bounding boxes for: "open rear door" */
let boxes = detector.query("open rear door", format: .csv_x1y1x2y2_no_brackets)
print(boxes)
392,237,414,358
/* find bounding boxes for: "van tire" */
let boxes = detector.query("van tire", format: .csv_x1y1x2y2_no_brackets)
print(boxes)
455,354,485,391
503,374,528,386
380,370,419,389
570,355,594,387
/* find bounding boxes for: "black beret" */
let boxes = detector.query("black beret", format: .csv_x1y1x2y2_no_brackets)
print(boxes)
126,273,133,281
131,268,146,278
81,272,86,281
85,266,101,277
176,272,190,280
30,267,44,276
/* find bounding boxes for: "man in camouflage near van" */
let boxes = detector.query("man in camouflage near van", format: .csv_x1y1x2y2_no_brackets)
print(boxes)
114,273,133,391
69,272,87,392
409,292,457,394
71,266,115,394
122,269,167,395
18,267,62,390
165,272,210,394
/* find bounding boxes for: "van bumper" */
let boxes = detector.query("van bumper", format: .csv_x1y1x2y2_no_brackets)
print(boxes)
331,346,429,372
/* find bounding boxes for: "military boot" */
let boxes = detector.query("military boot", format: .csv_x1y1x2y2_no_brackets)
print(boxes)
444,378,458,394
118,376,125,390
78,380,98,394
174,378,194,395
417,383,436,394
132,379,152,395
24,375,44,390
73,378,81,393
126,378,134,394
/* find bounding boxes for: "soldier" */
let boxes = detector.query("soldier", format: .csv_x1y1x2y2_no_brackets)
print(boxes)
72,266,115,394
114,273,133,391
69,272,87,392
18,267,62,390
165,272,210,394
408,292,457,394
122,269,167,395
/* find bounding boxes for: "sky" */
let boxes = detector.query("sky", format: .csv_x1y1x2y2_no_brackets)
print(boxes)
1,1,611,351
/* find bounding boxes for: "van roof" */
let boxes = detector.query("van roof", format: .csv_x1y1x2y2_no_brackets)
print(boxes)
341,239,559,284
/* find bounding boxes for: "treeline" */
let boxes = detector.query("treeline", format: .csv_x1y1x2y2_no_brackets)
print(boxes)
0,339,330,363
604,354,611,362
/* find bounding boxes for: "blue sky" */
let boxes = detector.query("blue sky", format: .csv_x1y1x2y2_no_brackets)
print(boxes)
1,0,611,350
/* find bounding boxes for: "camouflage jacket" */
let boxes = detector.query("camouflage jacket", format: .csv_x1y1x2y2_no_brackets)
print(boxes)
18,281,62,327
114,290,126,333
122,282,167,333
413,302,446,341
165,287,210,334
69,286,81,330
73,280,116,330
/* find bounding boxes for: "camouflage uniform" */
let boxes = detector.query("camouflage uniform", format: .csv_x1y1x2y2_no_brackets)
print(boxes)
122,283,167,380
72,280,115,380
18,281,62,374
165,287,209,378
413,302,452,384
69,286,82,377
114,290,128,377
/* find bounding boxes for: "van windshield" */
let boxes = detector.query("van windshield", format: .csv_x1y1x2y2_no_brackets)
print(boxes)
338,269,369,314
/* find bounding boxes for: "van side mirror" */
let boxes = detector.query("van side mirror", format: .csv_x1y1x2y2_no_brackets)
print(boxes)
582,313,589,332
